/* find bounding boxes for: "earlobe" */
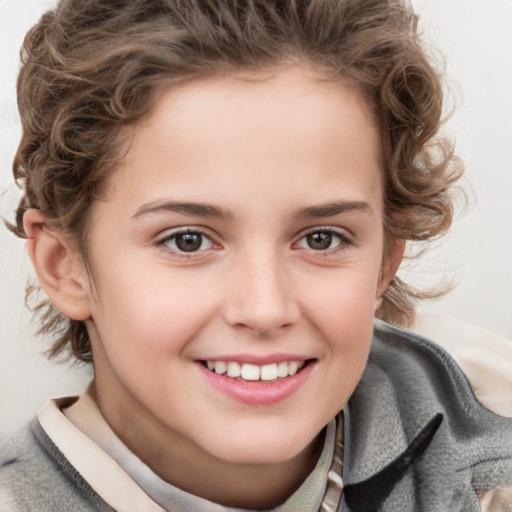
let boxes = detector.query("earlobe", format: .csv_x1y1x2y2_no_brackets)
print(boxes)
376,238,406,299
23,209,92,321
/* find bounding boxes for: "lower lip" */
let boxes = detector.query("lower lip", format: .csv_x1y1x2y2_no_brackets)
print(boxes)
197,362,315,405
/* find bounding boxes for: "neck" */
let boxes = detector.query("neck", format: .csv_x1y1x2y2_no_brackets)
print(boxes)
89,381,325,508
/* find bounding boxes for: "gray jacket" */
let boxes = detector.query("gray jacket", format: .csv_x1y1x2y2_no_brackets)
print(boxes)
1,322,511,511
340,321,512,511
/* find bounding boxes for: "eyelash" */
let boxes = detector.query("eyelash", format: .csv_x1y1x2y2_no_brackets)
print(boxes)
154,226,353,257
294,227,353,254
155,228,218,257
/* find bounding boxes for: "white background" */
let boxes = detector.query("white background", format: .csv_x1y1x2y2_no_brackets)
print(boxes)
1,0,511,438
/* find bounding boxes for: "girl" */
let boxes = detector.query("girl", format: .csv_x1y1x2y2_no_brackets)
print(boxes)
1,1,511,510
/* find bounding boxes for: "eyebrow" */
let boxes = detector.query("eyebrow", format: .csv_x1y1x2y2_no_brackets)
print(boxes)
132,199,372,221
132,201,234,220
295,200,373,219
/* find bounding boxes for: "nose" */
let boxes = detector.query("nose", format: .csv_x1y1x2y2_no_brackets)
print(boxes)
223,250,300,336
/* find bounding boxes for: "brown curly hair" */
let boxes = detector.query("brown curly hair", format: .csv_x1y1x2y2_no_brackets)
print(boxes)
8,0,463,362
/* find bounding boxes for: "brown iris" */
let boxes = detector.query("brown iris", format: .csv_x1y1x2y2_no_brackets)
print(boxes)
175,232,203,252
306,231,333,250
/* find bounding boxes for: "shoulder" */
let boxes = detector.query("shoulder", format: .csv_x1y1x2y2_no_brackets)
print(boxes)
0,419,114,512
372,317,512,422
412,312,512,417
342,320,512,511
371,318,512,470
0,420,45,510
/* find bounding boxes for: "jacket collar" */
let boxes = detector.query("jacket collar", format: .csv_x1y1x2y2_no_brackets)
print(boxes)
342,402,442,511
340,323,446,511
340,321,512,511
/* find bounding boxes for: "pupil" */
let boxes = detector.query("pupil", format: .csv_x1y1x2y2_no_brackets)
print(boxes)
307,231,332,250
176,233,202,252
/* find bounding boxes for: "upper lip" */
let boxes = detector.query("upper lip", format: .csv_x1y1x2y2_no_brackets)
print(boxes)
197,353,313,365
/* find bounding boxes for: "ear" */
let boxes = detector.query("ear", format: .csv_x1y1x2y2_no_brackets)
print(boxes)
23,209,92,321
376,238,405,299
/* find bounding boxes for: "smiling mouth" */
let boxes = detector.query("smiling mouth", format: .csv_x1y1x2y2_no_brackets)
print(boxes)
200,360,313,382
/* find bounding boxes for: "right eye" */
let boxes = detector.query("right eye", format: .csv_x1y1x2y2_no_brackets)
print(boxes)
158,229,215,253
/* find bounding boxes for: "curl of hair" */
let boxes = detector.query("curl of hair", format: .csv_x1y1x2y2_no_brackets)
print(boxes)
8,0,463,362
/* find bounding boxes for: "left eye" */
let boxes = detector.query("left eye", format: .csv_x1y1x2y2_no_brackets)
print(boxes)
161,231,214,253
296,230,345,251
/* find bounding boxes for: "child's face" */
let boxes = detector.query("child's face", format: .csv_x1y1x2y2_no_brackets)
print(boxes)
81,66,400,466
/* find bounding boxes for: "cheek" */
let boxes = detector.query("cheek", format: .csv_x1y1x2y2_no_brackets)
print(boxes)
293,273,376,426
87,263,218,363
304,267,380,332
300,266,378,382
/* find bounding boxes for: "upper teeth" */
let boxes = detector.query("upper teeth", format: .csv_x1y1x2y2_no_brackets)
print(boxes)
206,360,305,381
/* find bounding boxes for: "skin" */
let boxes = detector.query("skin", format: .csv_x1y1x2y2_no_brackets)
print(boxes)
25,65,403,508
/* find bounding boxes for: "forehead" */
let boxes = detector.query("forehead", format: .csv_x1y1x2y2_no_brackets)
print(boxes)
104,65,384,219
